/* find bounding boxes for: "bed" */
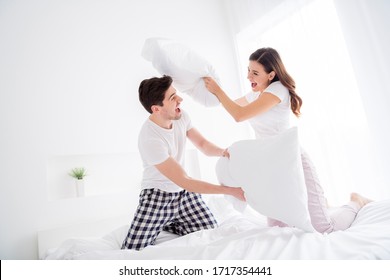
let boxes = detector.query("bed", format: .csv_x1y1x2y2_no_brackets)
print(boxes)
41,196,390,260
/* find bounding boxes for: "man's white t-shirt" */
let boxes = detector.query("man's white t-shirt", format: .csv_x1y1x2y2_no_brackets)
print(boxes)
138,110,193,192
245,81,291,138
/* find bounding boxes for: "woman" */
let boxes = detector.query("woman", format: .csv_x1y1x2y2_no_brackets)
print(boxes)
203,47,371,233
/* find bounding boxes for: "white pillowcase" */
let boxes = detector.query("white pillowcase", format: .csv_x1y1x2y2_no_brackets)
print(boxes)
141,38,220,107
216,127,315,232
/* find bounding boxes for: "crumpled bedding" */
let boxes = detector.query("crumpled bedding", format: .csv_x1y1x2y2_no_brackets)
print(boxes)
44,197,390,260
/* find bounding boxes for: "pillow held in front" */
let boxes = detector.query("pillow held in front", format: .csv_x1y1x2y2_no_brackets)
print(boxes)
216,127,315,232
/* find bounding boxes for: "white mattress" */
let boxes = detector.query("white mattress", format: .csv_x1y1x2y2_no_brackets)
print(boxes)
43,197,390,260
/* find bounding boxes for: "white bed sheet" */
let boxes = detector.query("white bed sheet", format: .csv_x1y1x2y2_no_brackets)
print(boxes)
44,198,390,260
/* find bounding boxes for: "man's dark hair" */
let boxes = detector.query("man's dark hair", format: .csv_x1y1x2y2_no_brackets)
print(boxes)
138,75,173,114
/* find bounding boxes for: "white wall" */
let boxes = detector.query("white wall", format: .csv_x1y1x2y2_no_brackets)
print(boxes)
0,0,246,259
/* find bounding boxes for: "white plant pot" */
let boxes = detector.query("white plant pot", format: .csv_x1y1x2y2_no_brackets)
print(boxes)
75,179,85,197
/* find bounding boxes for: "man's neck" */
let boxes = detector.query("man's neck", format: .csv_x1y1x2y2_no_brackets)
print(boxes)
149,114,172,129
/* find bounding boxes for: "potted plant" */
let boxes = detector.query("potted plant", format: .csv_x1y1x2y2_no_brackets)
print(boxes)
69,167,87,197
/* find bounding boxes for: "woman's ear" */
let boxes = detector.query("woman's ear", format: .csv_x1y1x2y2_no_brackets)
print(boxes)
269,71,276,81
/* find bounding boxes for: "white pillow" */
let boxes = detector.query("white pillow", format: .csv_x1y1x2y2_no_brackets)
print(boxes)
216,127,315,232
141,38,220,107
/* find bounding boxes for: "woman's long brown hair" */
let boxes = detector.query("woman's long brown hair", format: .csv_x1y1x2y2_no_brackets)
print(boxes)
249,48,302,117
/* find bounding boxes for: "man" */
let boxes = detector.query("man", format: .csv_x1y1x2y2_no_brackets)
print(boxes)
121,75,245,250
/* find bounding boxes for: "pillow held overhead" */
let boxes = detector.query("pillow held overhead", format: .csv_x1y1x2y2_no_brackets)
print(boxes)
141,38,220,107
216,127,315,232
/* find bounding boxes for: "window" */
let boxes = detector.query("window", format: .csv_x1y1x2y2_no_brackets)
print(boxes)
233,0,376,204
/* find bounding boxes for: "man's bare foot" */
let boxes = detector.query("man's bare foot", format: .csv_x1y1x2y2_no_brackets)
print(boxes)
351,192,373,207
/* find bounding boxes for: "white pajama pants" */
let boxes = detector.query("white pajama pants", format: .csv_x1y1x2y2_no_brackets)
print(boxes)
268,149,361,233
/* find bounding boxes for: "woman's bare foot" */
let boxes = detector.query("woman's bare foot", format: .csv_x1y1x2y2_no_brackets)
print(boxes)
351,192,373,207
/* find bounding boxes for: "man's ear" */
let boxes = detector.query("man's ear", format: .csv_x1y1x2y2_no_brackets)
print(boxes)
151,105,160,113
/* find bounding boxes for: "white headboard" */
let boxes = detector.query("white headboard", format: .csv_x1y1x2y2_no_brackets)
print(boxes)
38,149,201,259
37,215,130,259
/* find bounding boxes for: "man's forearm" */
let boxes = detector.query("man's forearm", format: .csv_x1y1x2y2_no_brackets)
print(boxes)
198,140,225,157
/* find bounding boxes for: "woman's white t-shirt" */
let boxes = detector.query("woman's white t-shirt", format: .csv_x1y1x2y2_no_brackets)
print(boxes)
138,110,193,192
245,81,291,138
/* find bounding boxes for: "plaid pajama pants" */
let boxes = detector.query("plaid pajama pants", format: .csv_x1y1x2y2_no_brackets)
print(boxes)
121,188,217,250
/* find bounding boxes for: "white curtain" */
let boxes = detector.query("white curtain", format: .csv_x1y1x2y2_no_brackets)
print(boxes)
333,0,390,200
225,0,390,204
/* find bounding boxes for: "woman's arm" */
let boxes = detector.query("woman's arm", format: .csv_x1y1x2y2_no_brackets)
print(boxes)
203,77,280,122
235,96,249,106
